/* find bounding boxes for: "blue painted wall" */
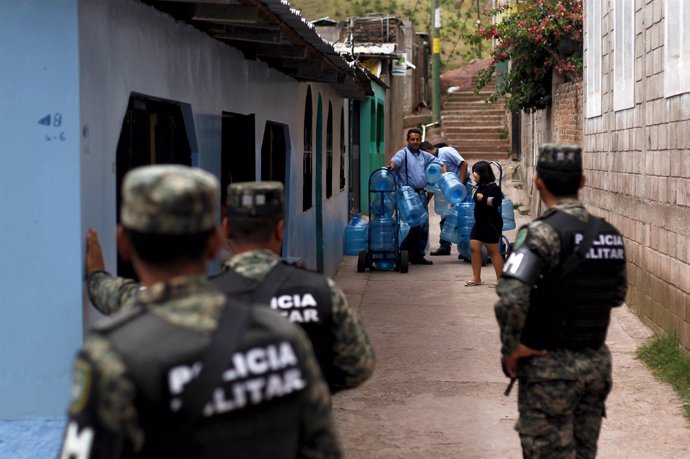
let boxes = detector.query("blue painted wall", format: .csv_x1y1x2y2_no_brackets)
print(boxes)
0,0,82,413
0,0,81,455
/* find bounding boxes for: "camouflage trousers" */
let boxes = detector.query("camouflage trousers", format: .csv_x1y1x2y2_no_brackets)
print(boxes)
515,346,612,459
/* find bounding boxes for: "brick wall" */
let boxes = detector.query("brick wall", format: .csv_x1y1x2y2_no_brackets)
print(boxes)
516,0,690,352
552,81,583,145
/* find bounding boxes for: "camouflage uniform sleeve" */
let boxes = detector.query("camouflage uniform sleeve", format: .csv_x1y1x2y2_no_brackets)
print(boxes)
294,327,342,459
87,271,141,315
494,222,561,356
59,335,143,459
328,278,375,392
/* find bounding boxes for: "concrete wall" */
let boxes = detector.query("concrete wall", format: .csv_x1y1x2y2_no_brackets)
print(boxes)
0,0,80,455
1,0,352,454
584,0,690,349
0,0,82,419
80,0,349,279
517,1,690,351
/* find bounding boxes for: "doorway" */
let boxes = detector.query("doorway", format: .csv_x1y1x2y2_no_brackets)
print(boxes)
315,95,324,272
221,112,256,204
115,94,193,279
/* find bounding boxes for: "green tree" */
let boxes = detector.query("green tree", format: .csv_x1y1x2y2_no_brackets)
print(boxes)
465,0,583,112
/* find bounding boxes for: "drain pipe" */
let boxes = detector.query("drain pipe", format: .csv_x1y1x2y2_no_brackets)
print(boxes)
421,120,440,141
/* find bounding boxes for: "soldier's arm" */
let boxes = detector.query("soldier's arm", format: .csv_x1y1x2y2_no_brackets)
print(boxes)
88,272,141,315
86,228,140,315
494,223,561,356
294,329,342,459
328,279,375,392
59,335,143,459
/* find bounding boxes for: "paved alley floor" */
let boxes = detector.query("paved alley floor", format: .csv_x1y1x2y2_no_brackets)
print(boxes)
332,164,690,458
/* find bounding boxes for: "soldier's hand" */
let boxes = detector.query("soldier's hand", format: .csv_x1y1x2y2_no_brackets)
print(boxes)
86,228,106,275
476,192,484,202
504,344,548,378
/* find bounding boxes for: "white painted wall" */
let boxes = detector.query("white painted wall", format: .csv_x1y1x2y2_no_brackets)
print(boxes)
79,0,349,313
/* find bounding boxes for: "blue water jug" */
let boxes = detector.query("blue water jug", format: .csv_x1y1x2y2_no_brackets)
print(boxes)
370,168,396,191
440,210,461,244
425,162,443,186
433,186,454,216
343,215,368,255
371,192,395,217
396,186,428,227
437,172,467,204
501,198,516,230
458,236,471,259
399,221,410,244
374,260,395,270
455,201,475,239
369,216,397,252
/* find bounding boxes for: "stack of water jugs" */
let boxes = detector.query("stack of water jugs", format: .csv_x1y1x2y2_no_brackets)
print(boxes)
343,213,368,256
369,169,399,269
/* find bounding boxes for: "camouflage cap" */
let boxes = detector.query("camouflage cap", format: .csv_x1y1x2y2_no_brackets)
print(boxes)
226,181,284,218
121,165,219,235
537,143,583,175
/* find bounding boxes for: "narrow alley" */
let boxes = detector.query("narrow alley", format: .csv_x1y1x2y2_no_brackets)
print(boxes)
332,162,690,458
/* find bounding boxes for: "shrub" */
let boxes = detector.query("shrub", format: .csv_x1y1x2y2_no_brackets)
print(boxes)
464,0,583,112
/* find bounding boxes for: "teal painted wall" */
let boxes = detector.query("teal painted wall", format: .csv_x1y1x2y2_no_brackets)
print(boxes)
358,82,386,215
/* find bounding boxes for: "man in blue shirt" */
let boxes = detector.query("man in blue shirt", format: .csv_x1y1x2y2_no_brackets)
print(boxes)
388,128,443,265
421,142,469,256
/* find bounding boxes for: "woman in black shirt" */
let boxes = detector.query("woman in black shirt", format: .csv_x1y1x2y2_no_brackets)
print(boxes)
466,161,505,287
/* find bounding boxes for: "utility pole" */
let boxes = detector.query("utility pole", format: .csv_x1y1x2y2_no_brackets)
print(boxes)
475,0,482,58
432,0,441,124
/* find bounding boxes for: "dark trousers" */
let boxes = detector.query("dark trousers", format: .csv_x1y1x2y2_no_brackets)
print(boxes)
400,191,429,260
438,217,451,251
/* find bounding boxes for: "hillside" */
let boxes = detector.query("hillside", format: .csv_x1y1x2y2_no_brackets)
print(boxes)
289,0,493,71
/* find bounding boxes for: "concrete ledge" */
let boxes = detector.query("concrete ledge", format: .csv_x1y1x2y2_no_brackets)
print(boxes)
403,113,432,128
0,418,65,458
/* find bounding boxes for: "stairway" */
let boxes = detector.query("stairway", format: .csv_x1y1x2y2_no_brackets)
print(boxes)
441,80,509,161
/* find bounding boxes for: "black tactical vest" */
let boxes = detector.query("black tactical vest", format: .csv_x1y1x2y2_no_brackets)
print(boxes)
520,210,627,350
98,306,304,459
210,262,339,392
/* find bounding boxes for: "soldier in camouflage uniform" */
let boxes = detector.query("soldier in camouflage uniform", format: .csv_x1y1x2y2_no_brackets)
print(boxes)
86,182,375,394
61,165,340,458
495,144,627,458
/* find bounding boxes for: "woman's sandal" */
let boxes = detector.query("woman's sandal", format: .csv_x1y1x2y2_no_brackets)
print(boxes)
464,280,484,287
488,281,498,288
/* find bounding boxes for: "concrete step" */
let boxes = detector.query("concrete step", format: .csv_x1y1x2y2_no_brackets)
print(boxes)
442,117,505,126
443,126,505,134
454,152,512,161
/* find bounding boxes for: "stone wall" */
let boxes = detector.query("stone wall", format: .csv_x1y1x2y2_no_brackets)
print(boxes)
517,1,690,352
584,0,690,350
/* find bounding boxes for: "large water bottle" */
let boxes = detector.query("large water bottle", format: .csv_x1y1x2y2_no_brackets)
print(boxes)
501,198,516,230
369,216,397,252
370,192,395,217
343,214,368,255
433,186,454,216
458,236,471,260
440,210,461,244
396,186,428,227
425,162,443,186
436,172,467,204
370,168,396,191
456,201,475,240
399,221,410,244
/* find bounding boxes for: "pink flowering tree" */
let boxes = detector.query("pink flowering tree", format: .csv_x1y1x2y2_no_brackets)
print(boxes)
465,0,583,112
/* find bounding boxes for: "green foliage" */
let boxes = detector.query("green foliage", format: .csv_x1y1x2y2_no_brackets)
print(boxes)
290,0,494,71
464,0,583,112
637,333,690,421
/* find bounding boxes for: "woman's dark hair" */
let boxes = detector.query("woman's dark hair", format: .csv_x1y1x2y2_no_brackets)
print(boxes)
472,161,496,185
124,229,213,265
228,215,282,244
434,142,448,148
